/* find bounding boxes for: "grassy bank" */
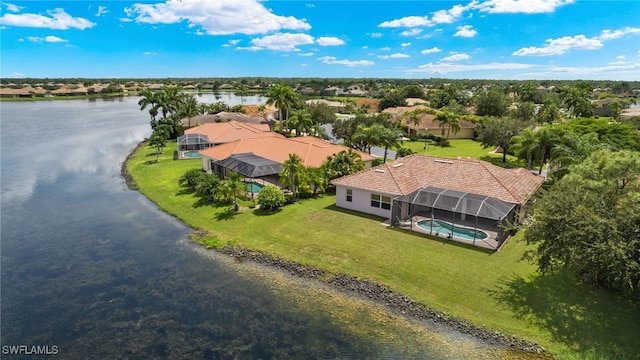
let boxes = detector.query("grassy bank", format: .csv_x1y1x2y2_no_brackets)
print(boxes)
127,141,640,360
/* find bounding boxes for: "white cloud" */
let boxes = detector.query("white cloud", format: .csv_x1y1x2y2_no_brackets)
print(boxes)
380,47,391,51
529,62,640,79
598,27,640,41
236,46,263,51
319,56,374,67
5,3,23,12
475,0,575,14
442,53,470,61
401,42,411,47
421,47,442,55
316,36,344,46
250,33,314,51
362,45,369,49
144,51,158,55
379,16,431,28
617,55,626,60
369,32,383,38
27,35,68,43
410,62,534,74
513,34,603,56
378,53,411,59
0,8,95,30
95,6,109,17
298,52,314,56
222,39,241,47
305,3,315,7
125,0,310,35
454,25,477,37
378,3,470,28
400,28,422,37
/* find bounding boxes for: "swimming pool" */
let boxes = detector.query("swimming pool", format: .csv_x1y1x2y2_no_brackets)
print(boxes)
183,151,202,158
245,181,264,194
416,219,489,241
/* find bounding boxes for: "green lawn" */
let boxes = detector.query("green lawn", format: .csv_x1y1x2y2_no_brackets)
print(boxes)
127,141,640,360
401,139,528,168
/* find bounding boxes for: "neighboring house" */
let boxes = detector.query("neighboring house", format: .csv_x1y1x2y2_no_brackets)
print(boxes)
331,155,544,250
305,99,346,113
185,121,271,145
180,112,273,128
405,98,429,106
199,136,375,183
0,86,47,98
401,112,476,139
381,104,429,117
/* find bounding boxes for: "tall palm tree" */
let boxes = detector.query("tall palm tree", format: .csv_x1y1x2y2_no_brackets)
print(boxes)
434,110,460,141
179,93,199,128
138,89,160,122
266,83,298,133
226,171,247,211
235,84,249,105
534,126,561,175
511,127,539,170
379,127,401,163
280,153,304,198
157,86,182,119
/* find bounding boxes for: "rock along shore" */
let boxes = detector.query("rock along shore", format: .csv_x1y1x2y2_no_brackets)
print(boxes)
219,245,547,356
121,143,548,357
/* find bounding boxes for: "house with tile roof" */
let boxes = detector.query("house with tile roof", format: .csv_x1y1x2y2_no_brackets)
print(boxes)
199,136,375,184
400,112,476,139
331,154,544,250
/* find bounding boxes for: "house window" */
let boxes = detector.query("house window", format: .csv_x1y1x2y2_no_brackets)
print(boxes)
371,194,391,210
346,189,353,202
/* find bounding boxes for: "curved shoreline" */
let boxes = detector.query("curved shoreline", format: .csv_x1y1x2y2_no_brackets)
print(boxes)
120,141,548,357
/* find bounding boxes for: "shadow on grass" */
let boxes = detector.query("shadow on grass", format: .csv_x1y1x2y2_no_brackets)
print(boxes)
253,208,282,216
488,271,640,359
323,204,387,222
386,226,495,255
215,207,239,220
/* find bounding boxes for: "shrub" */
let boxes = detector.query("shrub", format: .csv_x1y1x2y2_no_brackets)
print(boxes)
178,168,205,192
257,185,286,210
371,157,385,166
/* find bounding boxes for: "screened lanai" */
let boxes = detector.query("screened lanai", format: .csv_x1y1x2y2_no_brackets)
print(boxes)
212,153,281,181
177,133,211,151
390,187,517,250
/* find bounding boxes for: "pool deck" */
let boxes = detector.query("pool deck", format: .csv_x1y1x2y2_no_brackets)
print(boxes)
394,216,502,250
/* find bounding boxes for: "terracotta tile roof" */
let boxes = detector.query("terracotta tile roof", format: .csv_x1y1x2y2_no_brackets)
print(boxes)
331,154,544,205
185,121,272,144
200,136,375,168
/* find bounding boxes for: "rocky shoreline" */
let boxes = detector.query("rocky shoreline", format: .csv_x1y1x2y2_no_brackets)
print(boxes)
120,144,548,357
218,245,548,356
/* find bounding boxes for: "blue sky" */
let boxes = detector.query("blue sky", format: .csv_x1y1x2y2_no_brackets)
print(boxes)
1,0,639,80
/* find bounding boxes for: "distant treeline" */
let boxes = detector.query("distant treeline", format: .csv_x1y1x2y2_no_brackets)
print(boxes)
3,77,639,94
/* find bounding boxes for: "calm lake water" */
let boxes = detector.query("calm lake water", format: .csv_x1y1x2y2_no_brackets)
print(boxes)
1,95,520,359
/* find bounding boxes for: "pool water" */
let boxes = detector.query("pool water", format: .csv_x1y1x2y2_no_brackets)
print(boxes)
183,151,202,158
417,219,488,241
245,181,264,194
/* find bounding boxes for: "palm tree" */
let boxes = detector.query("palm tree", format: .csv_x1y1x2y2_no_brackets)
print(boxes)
323,149,365,180
306,166,328,195
511,127,539,170
226,171,247,211
138,89,160,122
548,132,601,181
537,100,562,124
266,83,298,133
434,110,460,141
287,109,313,136
235,84,249,105
179,93,199,127
280,153,304,198
157,86,182,119
608,98,623,121
379,127,401,163
533,126,561,175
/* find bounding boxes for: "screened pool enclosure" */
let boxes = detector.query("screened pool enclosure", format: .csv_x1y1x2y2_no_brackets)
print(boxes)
390,187,517,250
177,133,211,151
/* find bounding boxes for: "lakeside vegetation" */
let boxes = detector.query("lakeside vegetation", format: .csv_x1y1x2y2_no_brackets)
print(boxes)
127,140,640,360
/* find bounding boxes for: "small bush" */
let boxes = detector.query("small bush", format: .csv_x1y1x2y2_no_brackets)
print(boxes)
371,157,385,166
257,185,286,210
